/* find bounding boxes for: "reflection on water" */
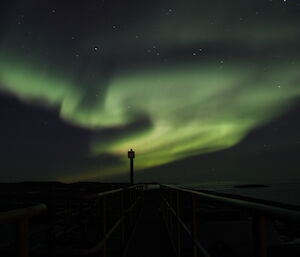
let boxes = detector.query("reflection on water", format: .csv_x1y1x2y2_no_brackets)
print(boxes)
182,180,300,206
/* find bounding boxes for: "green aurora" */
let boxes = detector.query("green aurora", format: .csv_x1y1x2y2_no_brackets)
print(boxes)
0,0,300,181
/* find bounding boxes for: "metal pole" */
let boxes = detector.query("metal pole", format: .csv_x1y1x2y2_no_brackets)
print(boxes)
128,149,135,185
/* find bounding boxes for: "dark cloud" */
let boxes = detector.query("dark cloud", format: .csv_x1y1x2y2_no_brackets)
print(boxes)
0,92,122,181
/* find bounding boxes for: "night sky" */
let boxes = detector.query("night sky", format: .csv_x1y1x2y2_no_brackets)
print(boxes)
0,0,299,182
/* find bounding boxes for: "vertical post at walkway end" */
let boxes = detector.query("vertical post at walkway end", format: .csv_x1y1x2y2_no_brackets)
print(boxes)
102,197,107,257
128,149,135,185
253,215,268,257
17,219,29,257
192,196,198,257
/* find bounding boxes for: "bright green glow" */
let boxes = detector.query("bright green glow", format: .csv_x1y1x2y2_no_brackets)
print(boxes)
89,63,300,172
1,57,300,180
1,0,300,181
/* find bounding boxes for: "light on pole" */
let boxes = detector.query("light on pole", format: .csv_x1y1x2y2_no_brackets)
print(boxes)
128,149,135,185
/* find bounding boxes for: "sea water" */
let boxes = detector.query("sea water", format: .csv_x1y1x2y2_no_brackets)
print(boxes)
181,180,300,206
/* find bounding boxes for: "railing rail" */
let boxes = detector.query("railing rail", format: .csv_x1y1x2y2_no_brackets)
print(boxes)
82,185,139,199
48,184,144,256
160,193,211,257
0,203,47,257
0,203,46,223
163,184,300,223
160,184,300,257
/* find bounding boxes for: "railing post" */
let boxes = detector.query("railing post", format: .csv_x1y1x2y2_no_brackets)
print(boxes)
176,191,181,257
102,196,107,257
163,188,169,230
192,196,198,257
121,189,125,251
17,219,29,257
253,215,268,257
170,190,174,237
168,189,172,238
79,199,87,246
133,188,136,219
48,197,55,251
129,189,133,229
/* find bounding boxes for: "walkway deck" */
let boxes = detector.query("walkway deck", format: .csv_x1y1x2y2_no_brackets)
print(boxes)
2,183,300,257
124,190,174,257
